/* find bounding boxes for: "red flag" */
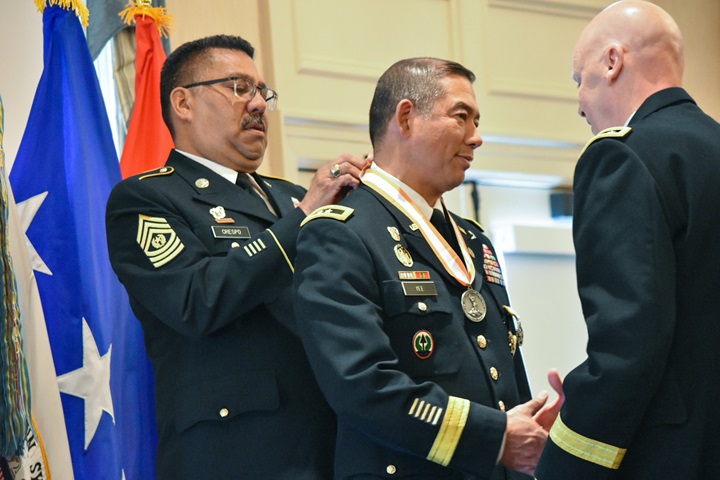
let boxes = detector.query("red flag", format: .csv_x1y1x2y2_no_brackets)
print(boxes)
119,12,174,178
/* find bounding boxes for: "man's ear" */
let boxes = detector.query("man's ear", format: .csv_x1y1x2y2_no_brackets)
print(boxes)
604,43,624,83
170,87,193,123
395,99,416,138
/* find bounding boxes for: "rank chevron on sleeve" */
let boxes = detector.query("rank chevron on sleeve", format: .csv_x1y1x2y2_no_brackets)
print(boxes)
136,214,185,268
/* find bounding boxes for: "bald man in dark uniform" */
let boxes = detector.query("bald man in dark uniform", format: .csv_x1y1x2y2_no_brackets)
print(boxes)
536,2,720,479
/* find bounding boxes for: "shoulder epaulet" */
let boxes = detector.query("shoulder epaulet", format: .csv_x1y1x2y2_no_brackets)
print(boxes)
257,173,294,188
139,166,174,180
301,205,354,227
580,126,632,156
463,217,485,233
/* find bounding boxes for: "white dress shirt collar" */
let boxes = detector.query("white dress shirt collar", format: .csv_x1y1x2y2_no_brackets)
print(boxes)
369,163,443,220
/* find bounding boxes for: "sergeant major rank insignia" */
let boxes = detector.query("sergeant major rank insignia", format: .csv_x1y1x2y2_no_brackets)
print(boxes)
137,215,185,268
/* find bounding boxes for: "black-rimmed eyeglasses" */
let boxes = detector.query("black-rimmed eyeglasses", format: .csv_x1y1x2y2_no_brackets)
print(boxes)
182,76,279,111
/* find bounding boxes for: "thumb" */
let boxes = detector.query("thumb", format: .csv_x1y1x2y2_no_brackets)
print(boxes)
523,391,549,416
547,368,563,395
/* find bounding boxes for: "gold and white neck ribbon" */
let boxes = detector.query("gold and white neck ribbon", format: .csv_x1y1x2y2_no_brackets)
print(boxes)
363,169,476,287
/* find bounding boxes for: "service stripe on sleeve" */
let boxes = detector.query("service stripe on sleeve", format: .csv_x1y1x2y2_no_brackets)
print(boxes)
549,414,626,469
426,396,469,466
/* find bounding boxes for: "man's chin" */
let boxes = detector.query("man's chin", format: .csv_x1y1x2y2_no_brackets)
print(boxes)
232,150,266,171
237,141,267,163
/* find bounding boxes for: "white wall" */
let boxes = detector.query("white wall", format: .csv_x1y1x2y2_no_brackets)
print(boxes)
481,185,586,389
0,0,43,171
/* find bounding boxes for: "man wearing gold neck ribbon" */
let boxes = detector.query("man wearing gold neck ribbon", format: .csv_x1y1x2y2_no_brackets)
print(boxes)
294,57,562,479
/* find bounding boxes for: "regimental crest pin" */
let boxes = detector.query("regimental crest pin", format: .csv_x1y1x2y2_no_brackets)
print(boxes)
413,330,434,359
387,226,401,242
210,206,226,219
209,206,234,223
195,178,210,189
394,244,413,267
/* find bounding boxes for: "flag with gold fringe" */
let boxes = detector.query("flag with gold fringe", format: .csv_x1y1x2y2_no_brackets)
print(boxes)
118,0,174,178
10,1,157,478
86,0,168,59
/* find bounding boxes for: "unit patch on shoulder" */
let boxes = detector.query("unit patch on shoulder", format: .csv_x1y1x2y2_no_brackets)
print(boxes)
300,205,354,226
580,126,632,156
136,215,185,268
139,166,174,181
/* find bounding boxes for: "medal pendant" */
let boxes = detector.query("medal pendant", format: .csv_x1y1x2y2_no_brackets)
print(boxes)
461,288,486,322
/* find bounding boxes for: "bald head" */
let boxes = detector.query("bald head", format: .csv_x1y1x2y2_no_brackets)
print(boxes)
572,1,684,133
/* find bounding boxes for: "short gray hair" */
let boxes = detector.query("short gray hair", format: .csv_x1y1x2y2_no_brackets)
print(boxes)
369,57,475,147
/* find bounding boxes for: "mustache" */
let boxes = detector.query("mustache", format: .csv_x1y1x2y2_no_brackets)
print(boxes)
242,114,266,131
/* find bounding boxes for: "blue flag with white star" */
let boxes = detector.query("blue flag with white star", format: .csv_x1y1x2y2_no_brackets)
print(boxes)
9,4,157,479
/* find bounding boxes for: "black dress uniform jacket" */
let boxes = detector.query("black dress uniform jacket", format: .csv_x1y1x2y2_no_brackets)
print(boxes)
106,150,335,480
536,88,720,479
294,184,532,480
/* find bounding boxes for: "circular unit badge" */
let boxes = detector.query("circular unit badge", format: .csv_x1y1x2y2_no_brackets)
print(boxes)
413,330,434,359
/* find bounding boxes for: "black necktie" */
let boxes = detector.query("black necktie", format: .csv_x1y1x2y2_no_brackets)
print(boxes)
236,173,280,217
236,173,266,205
430,208,461,256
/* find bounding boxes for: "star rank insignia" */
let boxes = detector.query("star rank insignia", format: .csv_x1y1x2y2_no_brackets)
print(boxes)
301,205,354,226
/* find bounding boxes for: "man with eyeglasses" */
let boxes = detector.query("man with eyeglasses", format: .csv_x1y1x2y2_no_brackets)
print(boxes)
105,34,368,480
